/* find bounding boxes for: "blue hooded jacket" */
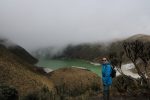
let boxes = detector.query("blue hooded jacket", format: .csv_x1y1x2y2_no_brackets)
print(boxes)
102,63,112,86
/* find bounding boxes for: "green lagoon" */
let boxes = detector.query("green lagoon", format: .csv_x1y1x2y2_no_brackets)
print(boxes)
37,59,102,76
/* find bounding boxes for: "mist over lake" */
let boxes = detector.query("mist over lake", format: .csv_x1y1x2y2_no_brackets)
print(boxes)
0,0,150,99
1,0,150,51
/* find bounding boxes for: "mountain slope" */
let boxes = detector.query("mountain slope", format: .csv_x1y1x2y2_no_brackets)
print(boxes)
8,46,38,64
0,44,55,96
0,43,102,99
125,34,150,42
0,38,38,64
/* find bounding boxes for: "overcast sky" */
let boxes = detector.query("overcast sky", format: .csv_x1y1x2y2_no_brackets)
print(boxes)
0,0,150,51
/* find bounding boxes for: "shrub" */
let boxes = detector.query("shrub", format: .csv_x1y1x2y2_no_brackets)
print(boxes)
0,85,19,100
22,86,55,100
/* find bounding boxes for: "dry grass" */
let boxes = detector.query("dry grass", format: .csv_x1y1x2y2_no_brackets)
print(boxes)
48,67,101,99
0,46,55,96
0,45,102,100
125,34,150,42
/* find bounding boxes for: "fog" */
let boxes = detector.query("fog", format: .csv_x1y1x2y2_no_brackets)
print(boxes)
0,0,150,51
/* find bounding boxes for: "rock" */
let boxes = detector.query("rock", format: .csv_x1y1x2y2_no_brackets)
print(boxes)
43,68,53,73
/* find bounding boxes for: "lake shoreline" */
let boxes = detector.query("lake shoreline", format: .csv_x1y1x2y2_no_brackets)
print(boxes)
37,58,141,79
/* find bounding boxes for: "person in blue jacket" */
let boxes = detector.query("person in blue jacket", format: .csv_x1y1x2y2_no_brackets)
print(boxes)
101,57,112,100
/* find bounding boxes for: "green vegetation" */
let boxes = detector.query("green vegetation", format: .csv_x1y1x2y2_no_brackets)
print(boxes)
58,43,109,60
0,85,18,100
109,35,150,96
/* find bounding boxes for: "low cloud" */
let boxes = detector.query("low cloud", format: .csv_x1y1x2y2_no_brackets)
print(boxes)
0,0,150,51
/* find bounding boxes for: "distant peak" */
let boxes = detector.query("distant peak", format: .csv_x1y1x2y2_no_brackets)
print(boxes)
0,38,8,42
126,33,150,42
131,33,148,37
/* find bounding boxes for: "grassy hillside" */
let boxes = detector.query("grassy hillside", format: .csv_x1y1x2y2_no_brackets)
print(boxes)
125,34,150,42
8,46,38,64
48,67,101,99
0,44,55,96
32,34,150,63
0,38,38,64
0,43,102,100
1,34,149,99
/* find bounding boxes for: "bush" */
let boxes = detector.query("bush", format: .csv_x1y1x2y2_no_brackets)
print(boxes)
0,85,19,100
22,86,55,100
112,75,140,95
48,67,101,100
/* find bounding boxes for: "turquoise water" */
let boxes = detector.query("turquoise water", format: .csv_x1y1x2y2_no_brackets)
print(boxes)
37,59,102,76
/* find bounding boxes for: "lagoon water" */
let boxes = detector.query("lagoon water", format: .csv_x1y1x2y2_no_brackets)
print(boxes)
37,59,102,76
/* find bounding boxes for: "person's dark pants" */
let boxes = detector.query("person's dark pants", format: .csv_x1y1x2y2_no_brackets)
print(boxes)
103,85,110,100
